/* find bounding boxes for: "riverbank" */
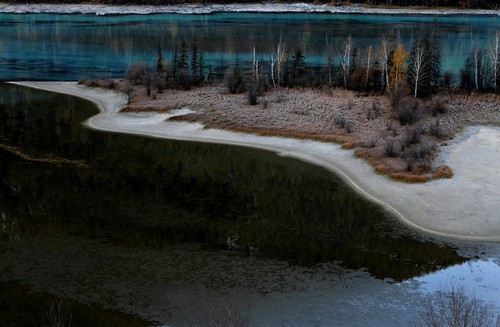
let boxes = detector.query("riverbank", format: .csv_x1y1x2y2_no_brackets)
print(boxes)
10,81,500,242
0,2,498,15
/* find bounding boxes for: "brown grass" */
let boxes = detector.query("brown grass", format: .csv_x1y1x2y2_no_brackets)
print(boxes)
119,81,498,183
433,165,453,179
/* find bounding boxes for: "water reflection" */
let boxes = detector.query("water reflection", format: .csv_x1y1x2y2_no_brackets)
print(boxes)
0,13,498,80
0,84,465,283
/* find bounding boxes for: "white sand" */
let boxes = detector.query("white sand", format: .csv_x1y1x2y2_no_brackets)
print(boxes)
11,81,500,242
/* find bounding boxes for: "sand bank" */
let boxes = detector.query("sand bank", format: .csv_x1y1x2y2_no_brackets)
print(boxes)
10,81,500,242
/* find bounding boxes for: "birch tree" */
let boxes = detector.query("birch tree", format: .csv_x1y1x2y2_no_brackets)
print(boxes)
407,40,430,98
379,36,392,92
486,31,500,92
338,35,353,87
365,45,373,88
270,37,286,86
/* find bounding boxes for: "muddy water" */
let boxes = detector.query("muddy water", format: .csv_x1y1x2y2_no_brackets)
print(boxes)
0,84,498,325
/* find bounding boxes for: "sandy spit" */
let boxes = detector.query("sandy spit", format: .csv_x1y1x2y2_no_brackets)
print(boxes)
10,81,500,242
0,2,498,15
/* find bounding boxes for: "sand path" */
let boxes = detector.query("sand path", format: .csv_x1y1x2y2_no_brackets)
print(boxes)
11,81,500,242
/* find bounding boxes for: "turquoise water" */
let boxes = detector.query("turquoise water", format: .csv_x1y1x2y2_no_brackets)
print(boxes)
0,12,498,80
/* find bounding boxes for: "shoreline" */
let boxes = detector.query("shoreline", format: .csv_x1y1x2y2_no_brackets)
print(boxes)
9,81,500,243
0,2,498,16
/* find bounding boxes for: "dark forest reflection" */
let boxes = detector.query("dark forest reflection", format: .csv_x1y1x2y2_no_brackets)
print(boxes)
0,84,464,284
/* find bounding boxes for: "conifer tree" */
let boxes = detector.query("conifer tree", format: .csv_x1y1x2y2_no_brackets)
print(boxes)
178,40,189,73
156,42,164,73
191,37,198,81
428,26,442,87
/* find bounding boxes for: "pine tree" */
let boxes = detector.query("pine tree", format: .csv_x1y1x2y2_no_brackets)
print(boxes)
191,37,198,81
178,40,188,73
428,26,442,87
287,48,306,86
171,47,178,79
156,42,164,73
198,50,205,83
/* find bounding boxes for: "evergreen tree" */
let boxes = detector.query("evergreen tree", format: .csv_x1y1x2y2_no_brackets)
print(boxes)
428,26,442,87
156,41,164,73
287,48,306,86
171,47,178,79
178,40,189,73
191,37,198,81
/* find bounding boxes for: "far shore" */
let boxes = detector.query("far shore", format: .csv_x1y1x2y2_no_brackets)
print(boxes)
9,81,500,242
0,2,498,16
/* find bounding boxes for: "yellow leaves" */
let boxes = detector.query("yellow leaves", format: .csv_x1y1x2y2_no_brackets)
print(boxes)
389,43,409,89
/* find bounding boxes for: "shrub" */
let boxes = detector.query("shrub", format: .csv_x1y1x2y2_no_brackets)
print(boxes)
400,134,410,151
153,72,166,93
433,165,453,179
428,98,447,116
394,97,420,125
246,84,258,105
118,80,133,104
334,115,347,128
175,70,194,90
368,137,378,148
372,99,381,115
417,140,430,159
344,120,354,133
406,158,415,172
408,125,423,144
415,284,496,327
225,68,245,94
430,119,441,137
442,71,454,87
384,139,398,157
126,61,149,85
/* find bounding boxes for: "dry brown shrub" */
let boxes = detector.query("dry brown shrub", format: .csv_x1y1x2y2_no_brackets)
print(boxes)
433,165,453,179
389,172,431,183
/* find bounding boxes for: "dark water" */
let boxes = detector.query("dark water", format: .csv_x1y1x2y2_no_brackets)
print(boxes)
0,84,469,324
0,13,498,81
0,84,464,282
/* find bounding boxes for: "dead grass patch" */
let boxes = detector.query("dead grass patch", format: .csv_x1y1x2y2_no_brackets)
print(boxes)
433,165,453,179
115,81,499,184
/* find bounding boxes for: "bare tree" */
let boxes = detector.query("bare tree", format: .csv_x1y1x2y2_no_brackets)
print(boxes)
416,284,496,327
338,35,354,87
44,300,72,327
486,31,500,92
379,36,393,92
326,33,334,83
196,292,250,327
407,40,430,98
270,36,287,87
365,45,373,88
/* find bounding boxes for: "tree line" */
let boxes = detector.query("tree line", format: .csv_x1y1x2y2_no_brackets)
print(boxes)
4,0,498,9
128,30,499,99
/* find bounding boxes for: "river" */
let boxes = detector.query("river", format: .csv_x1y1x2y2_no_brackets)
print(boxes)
0,12,499,81
0,11,500,326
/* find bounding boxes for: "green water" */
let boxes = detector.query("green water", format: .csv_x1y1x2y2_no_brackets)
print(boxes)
1,12,498,80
